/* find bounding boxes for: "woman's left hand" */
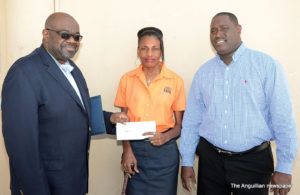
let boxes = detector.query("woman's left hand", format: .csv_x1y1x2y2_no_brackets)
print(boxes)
143,132,169,146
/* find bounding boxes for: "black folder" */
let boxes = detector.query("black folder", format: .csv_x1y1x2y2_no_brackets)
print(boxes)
90,95,106,135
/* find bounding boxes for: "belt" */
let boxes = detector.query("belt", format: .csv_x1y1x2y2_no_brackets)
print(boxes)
205,139,270,157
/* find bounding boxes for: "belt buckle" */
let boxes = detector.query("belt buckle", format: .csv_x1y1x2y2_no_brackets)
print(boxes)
224,150,233,156
216,148,233,156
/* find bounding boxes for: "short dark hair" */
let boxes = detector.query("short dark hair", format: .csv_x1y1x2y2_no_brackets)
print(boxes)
137,27,164,63
213,12,239,25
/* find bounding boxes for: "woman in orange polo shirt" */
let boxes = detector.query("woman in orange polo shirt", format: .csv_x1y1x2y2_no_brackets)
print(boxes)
114,27,186,195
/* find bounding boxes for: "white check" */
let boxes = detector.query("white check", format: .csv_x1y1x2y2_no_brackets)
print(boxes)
116,121,156,140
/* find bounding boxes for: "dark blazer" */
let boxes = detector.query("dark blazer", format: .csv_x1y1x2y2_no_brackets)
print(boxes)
1,45,115,195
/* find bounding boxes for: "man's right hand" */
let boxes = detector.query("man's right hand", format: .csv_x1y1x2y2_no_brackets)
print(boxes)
110,112,130,124
181,166,197,193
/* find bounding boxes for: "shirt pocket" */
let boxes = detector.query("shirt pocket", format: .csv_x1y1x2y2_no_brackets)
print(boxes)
241,78,265,104
154,86,173,108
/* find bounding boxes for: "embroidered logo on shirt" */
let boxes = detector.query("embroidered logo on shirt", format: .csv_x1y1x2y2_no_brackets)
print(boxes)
163,86,172,94
245,80,247,84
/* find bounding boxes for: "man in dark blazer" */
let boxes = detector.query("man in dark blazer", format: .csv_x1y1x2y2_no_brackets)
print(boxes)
1,12,128,195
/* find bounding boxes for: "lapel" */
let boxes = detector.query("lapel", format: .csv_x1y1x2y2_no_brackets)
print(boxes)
70,63,91,120
37,45,87,113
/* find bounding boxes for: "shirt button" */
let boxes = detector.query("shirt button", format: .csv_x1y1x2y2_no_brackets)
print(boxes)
145,113,149,117
226,67,229,71
224,125,227,128
225,96,228,99
224,140,228,144
226,81,229,84
225,110,228,113
146,104,150,107
89,127,92,132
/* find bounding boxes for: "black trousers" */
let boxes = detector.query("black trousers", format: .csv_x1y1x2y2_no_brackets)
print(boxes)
196,137,274,195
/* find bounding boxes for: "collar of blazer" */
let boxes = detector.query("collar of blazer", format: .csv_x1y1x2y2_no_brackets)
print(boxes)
36,45,91,122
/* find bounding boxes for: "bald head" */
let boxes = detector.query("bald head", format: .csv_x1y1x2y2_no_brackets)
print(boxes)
42,12,81,64
45,12,79,32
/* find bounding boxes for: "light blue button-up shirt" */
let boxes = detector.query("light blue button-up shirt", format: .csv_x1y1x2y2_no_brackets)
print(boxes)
179,43,298,174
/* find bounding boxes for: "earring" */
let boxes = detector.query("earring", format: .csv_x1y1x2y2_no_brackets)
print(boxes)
134,56,141,67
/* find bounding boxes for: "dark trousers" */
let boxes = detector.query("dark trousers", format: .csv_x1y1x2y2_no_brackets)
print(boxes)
196,137,274,195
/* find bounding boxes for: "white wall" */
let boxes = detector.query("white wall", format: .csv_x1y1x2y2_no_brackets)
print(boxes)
0,0,9,194
1,0,300,194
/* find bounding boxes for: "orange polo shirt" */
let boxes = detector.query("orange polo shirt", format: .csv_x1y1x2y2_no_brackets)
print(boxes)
114,63,186,132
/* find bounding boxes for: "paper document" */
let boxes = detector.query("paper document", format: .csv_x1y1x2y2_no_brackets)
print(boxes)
116,121,156,140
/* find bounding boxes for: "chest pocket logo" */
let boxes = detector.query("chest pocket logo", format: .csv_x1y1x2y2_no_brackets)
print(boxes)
242,78,265,104
163,86,172,94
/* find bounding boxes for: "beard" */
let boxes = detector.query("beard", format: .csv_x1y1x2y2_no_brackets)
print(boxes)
59,42,78,60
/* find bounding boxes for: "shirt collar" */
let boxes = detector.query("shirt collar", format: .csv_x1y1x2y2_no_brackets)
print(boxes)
48,52,74,74
216,43,246,65
129,61,173,79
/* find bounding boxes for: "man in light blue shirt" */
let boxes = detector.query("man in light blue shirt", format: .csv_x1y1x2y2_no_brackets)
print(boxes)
179,12,298,195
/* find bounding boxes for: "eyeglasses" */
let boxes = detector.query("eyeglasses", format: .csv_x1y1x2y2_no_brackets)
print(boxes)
46,28,83,42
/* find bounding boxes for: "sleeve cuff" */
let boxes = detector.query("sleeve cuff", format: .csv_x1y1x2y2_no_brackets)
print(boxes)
275,161,294,175
103,111,116,135
180,153,196,167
